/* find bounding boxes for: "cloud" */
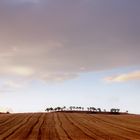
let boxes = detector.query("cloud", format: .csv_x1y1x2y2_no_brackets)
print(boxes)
40,73,78,83
10,66,34,76
0,0,140,83
3,80,23,89
0,79,29,93
0,66,34,77
105,71,140,83
6,0,40,5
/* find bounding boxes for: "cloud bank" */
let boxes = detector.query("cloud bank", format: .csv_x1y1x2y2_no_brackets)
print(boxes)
0,0,140,83
5,0,40,5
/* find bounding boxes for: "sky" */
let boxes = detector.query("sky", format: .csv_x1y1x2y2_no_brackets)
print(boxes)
0,0,140,113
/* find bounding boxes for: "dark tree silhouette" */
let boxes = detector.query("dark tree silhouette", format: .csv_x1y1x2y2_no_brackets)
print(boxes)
50,107,53,112
45,108,50,112
90,107,96,112
110,108,120,113
62,106,66,111
97,108,101,112
69,106,72,110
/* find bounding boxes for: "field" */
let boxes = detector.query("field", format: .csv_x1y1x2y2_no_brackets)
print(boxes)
0,112,140,140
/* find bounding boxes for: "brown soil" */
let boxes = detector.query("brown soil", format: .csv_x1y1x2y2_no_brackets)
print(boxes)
0,112,140,140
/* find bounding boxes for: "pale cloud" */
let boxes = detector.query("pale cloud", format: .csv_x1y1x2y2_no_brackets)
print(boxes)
0,79,29,93
3,80,23,89
0,66,34,77
40,73,78,83
105,71,140,83
10,66,34,77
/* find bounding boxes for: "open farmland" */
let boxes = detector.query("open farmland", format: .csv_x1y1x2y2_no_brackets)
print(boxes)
0,112,140,140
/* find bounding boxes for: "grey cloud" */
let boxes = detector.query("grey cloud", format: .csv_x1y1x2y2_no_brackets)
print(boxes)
0,0,140,82
3,0,40,5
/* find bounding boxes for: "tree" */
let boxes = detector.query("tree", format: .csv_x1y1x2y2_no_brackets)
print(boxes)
76,106,79,111
110,108,120,113
90,107,96,112
50,107,53,112
54,107,58,111
79,107,82,111
45,108,50,112
69,106,73,110
97,108,101,112
57,107,61,111
62,106,66,111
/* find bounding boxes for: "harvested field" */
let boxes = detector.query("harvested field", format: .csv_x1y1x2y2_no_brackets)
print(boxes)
0,112,140,140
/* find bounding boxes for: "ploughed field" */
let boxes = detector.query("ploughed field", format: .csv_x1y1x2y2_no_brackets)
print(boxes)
0,112,140,140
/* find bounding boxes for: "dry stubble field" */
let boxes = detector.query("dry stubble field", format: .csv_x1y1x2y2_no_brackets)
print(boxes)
0,112,140,140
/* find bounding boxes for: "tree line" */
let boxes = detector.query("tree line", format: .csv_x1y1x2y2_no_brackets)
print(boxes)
45,106,122,113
